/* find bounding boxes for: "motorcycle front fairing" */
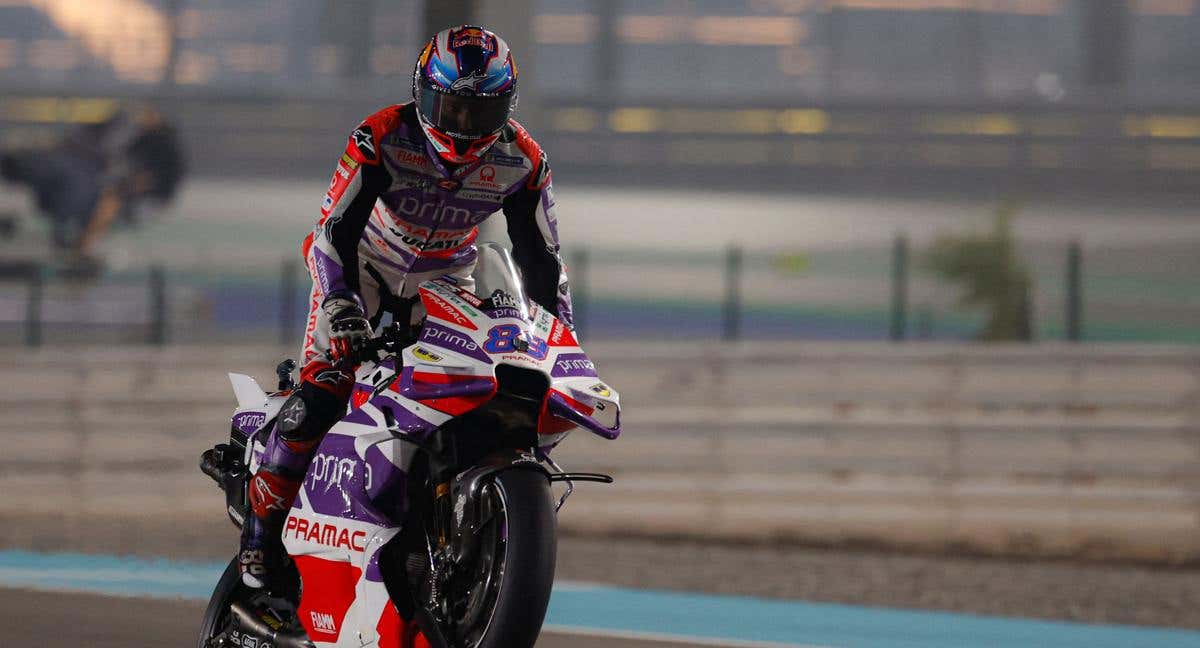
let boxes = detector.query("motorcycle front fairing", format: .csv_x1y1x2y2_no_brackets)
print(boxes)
281,247,620,647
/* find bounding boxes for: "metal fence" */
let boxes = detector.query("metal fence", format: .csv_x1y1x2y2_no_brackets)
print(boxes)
3,236,1197,346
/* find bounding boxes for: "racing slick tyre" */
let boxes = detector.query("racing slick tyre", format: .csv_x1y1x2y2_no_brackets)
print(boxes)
459,468,557,648
197,558,241,648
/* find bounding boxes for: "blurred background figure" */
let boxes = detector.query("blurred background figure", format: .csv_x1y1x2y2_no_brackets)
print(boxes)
0,102,184,266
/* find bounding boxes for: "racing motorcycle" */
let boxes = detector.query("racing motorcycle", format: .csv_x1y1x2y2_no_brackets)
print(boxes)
198,243,620,648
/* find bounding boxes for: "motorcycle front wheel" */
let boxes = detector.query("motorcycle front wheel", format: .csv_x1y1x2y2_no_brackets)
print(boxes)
196,558,241,648
443,468,557,648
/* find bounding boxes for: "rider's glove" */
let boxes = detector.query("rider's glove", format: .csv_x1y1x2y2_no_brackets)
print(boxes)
323,292,369,362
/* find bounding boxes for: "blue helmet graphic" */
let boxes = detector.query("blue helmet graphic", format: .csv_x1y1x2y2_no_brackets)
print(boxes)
413,25,518,164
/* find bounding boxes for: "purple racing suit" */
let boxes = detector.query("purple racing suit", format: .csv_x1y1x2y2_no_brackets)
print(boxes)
298,101,573,395
241,103,574,583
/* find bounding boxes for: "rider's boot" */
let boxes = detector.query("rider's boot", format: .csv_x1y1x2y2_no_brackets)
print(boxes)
238,508,289,589
239,384,345,588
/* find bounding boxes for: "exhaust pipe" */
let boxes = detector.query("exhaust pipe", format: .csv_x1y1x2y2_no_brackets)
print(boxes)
230,601,314,648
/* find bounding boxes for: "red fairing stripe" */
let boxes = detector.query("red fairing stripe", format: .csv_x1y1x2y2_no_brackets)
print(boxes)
393,371,497,416
537,388,594,435
419,287,479,330
377,601,402,648
548,319,577,347
294,555,362,644
352,386,372,409
377,600,432,648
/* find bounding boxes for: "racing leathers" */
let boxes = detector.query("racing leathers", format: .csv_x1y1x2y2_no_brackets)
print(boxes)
239,102,573,588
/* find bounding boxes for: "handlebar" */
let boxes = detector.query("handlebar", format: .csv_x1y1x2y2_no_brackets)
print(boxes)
323,322,418,366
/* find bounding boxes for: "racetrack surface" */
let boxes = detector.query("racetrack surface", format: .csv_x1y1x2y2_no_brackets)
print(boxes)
4,511,1199,631
0,588,725,648
4,550,1200,648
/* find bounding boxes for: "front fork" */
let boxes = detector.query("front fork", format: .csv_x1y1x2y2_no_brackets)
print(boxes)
428,428,459,554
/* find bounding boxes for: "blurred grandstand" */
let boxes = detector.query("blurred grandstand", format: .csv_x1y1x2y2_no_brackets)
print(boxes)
2,1,1200,187
0,0,1198,346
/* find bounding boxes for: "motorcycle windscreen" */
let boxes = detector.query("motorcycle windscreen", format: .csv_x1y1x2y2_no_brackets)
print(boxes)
473,242,531,320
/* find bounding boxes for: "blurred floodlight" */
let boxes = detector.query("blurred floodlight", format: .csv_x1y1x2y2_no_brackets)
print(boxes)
28,0,171,83
1034,72,1066,102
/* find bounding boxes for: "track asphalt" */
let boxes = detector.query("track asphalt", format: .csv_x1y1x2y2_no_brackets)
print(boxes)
1,550,1198,647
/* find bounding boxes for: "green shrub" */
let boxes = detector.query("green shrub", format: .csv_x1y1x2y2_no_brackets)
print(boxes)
926,200,1033,341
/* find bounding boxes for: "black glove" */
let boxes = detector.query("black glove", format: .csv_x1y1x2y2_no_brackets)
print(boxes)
323,293,369,362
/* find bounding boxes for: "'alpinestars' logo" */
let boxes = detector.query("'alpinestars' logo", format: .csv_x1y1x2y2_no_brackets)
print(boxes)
280,398,305,427
314,369,346,385
450,69,489,92
252,477,288,512
351,126,376,159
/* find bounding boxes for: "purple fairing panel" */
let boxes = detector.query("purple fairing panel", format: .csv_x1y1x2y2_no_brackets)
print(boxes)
550,352,598,378
546,390,620,440
340,406,376,427
396,365,496,401
364,443,406,513
232,410,268,436
419,322,493,364
365,394,439,439
364,543,387,582
301,433,390,526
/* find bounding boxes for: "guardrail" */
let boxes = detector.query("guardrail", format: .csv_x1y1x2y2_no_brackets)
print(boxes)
3,343,1198,562
4,235,1182,345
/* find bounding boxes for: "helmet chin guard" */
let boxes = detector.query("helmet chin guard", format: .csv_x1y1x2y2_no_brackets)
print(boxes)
417,107,503,165
412,25,517,165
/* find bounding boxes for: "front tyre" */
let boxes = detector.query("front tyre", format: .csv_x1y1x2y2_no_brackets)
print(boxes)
197,558,241,648
462,468,557,648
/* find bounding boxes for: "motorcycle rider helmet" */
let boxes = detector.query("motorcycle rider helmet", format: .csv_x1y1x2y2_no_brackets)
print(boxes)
412,25,518,165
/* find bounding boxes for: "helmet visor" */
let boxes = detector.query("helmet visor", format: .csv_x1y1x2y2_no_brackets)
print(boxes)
417,84,513,139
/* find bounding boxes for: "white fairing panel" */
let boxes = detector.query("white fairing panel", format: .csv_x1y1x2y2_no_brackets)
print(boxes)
229,373,268,409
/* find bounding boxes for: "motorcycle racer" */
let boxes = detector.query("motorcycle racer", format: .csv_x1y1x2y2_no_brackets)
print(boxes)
238,25,574,598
